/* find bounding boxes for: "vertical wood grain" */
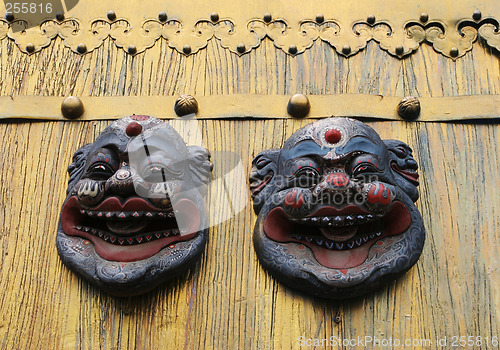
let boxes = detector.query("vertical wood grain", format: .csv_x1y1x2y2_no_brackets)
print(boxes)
0,37,499,350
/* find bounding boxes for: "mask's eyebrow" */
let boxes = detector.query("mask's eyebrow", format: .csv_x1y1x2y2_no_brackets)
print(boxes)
281,141,329,160
337,136,385,155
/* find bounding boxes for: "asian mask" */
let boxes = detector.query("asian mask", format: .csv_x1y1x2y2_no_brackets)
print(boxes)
57,115,212,296
250,117,425,298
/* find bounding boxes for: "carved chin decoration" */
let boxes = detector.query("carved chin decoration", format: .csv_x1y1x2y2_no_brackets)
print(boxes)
57,115,212,296
250,117,425,299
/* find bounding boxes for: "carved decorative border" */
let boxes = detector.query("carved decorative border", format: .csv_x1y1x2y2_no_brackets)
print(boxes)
0,15,500,59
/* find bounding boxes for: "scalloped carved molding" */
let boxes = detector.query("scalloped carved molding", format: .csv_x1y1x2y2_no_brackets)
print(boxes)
1,11,499,59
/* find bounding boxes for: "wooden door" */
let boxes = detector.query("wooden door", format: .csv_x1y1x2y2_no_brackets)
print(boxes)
0,0,498,349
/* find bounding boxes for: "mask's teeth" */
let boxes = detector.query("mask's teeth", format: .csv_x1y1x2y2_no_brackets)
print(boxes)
333,216,345,226
322,217,332,227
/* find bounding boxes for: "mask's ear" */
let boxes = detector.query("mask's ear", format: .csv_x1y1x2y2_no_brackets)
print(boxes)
384,139,420,202
67,143,93,194
249,150,280,214
187,146,213,196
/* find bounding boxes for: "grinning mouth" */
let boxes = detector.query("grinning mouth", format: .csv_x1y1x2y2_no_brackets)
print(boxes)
61,196,201,262
263,202,410,269
391,163,419,185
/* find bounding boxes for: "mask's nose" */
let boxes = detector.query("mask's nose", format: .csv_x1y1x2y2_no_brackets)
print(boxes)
106,165,136,195
313,171,360,203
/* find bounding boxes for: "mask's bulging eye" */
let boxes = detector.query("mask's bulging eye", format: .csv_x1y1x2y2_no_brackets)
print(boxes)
352,163,378,176
88,163,115,180
293,167,320,187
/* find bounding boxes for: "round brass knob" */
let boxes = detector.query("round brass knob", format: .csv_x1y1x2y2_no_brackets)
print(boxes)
397,96,421,121
61,96,85,119
287,94,310,118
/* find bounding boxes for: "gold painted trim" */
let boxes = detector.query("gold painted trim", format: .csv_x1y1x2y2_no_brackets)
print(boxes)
1,94,499,122
1,15,500,59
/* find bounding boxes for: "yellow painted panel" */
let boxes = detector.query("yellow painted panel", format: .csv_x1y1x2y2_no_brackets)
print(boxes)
0,119,498,349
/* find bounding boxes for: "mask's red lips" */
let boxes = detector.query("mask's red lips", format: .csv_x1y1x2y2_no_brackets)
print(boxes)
307,205,370,217
61,196,202,262
82,197,163,212
391,163,419,185
263,202,411,269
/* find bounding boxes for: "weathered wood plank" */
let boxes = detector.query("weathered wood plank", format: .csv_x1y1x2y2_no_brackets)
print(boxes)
0,119,498,349
0,29,499,350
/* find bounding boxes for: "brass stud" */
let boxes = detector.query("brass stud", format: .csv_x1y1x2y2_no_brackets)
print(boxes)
158,12,168,22
397,96,421,121
395,45,404,55
210,12,219,22
288,45,298,55
316,14,325,24
367,15,376,24
183,45,192,55
473,10,481,21
174,95,199,117
55,12,65,21
420,13,429,23
128,45,137,55
287,94,311,118
107,11,116,21
76,43,87,54
450,47,459,57
26,43,35,53
237,43,246,54
5,13,14,22
342,45,351,55
61,96,85,119
263,13,272,23
333,314,342,324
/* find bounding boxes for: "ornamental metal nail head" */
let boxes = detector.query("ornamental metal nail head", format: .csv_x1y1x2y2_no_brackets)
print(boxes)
107,11,117,21
57,115,212,296
395,45,404,55
26,43,35,54
183,45,192,55
473,10,482,21
450,47,459,57
56,12,65,21
76,43,87,54
397,96,421,120
288,45,298,55
210,12,219,22
263,13,272,23
237,43,246,54
420,13,429,23
61,96,85,119
367,15,376,24
316,14,325,24
175,95,199,117
342,45,351,55
5,12,14,22
128,45,137,55
158,12,168,22
287,94,310,118
250,117,424,299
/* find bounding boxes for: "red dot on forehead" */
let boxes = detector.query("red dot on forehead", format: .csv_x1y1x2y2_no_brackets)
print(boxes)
325,128,342,144
126,121,142,136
